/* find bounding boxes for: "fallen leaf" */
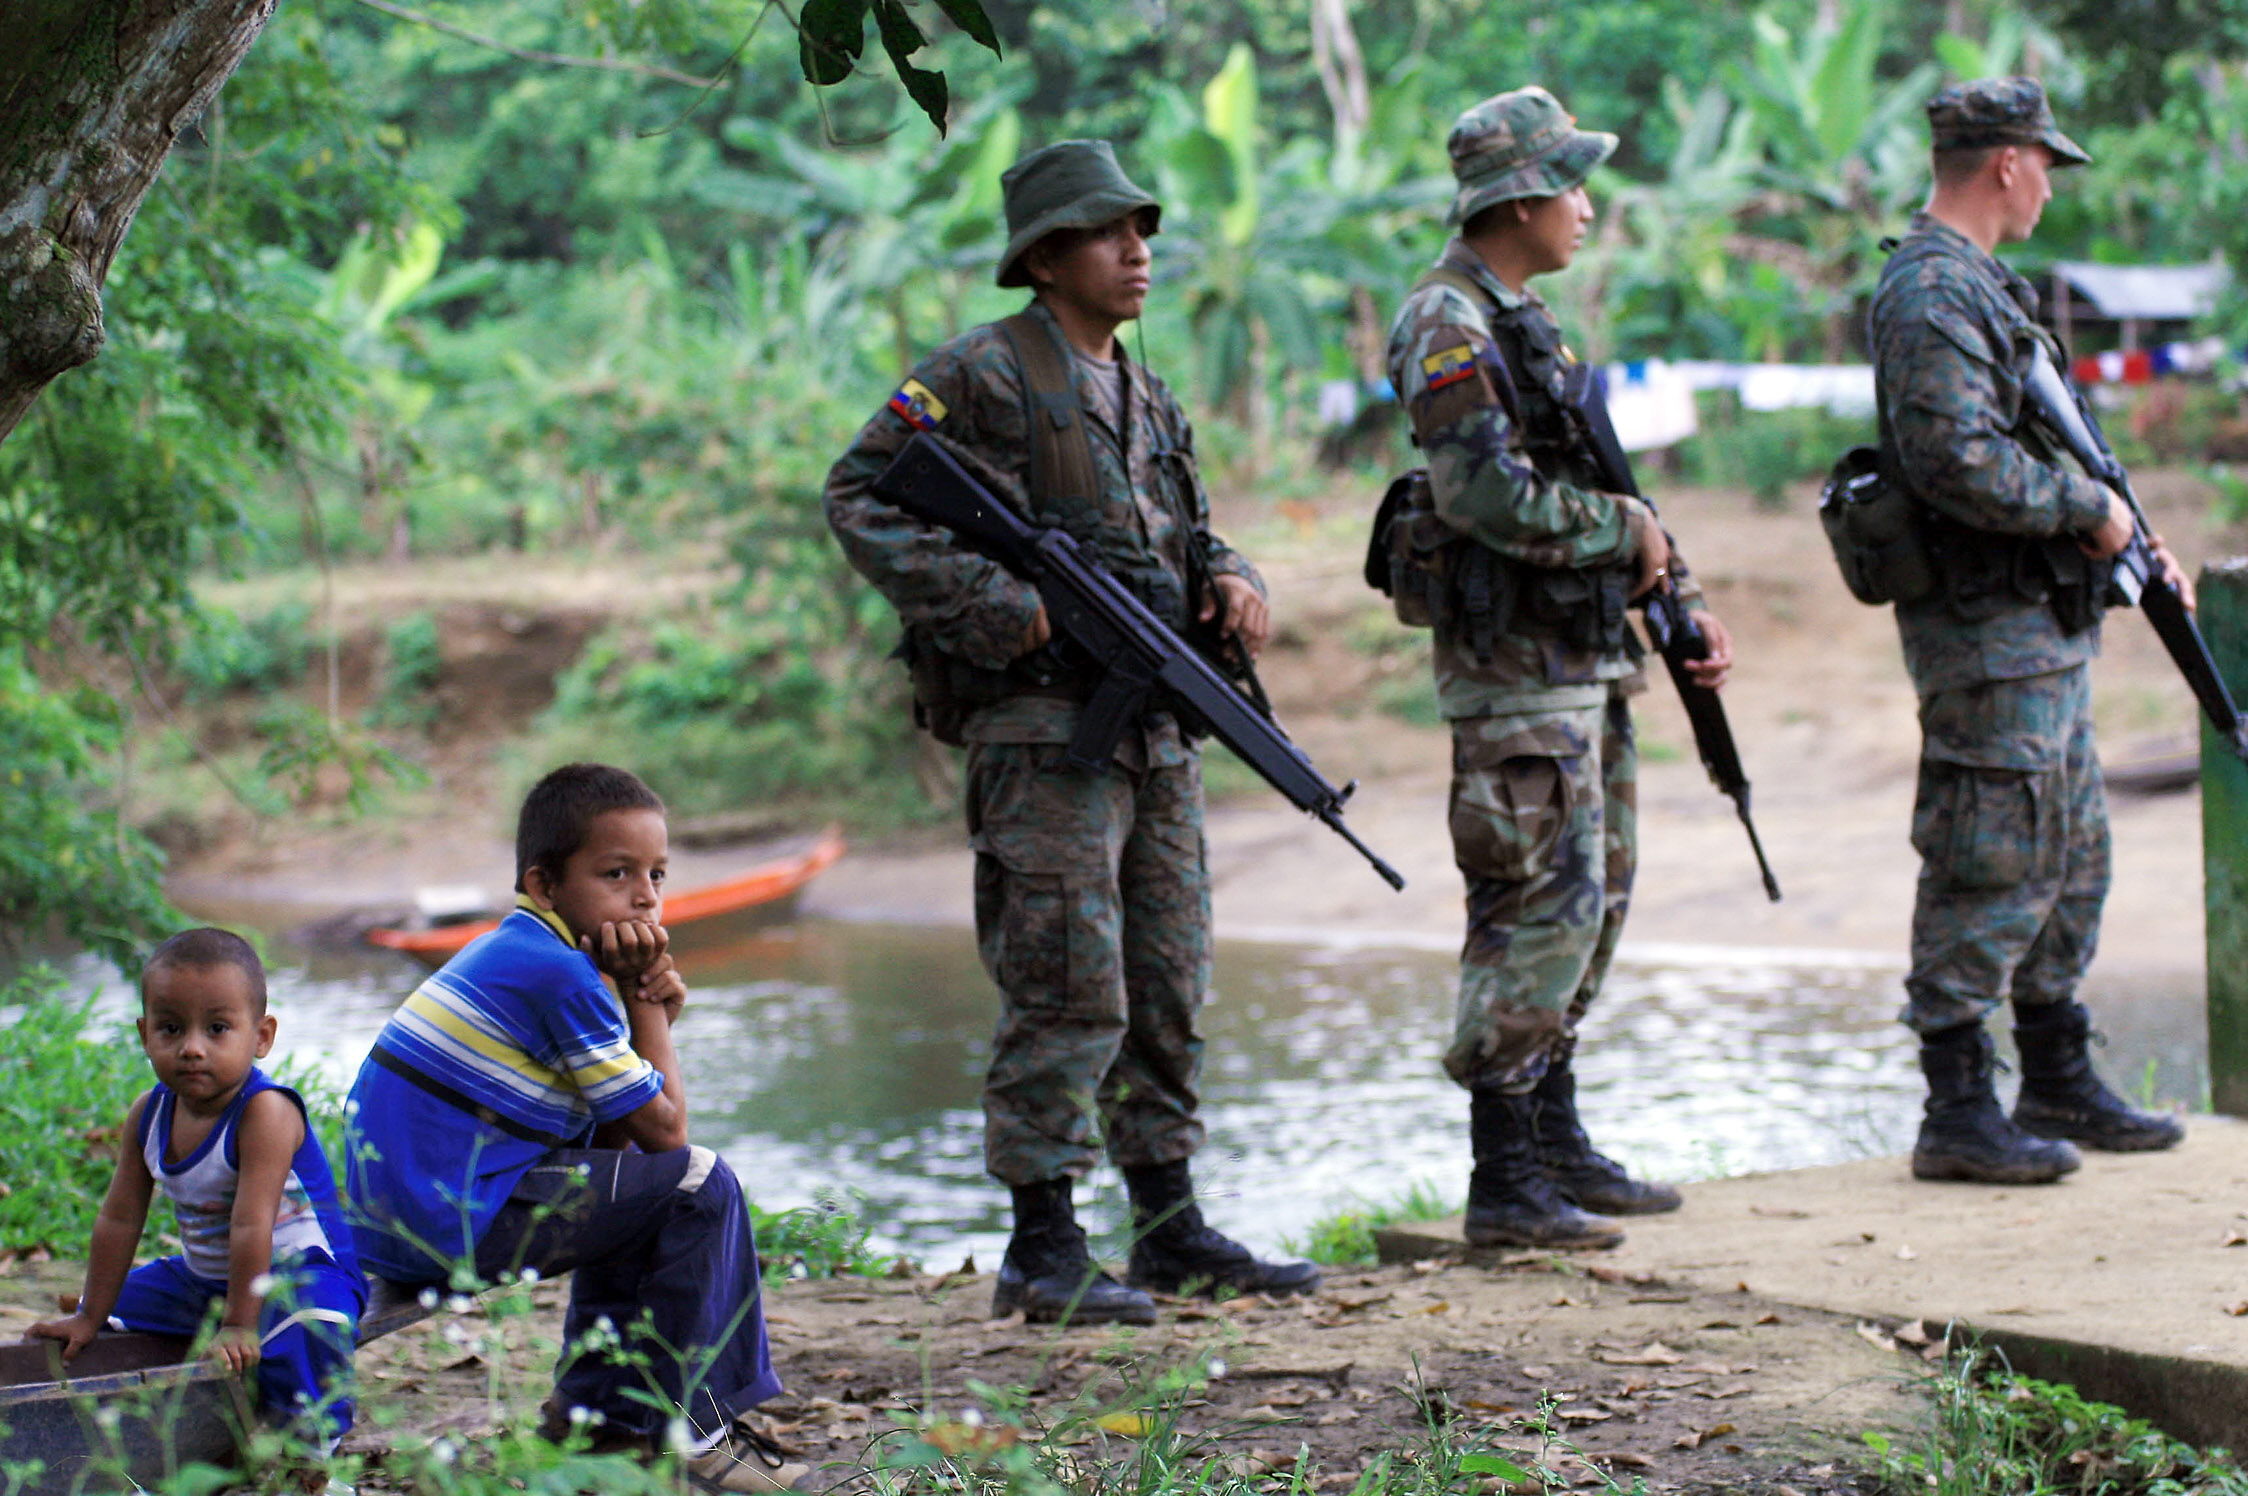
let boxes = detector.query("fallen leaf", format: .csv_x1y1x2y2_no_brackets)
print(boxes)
1094,1412,1154,1437
1755,1313,1783,1326
985,1311,1027,1331
2225,1302,2248,1317
923,1421,1020,1456
1421,1300,1452,1315
1893,1321,1931,1347
1593,1343,1683,1367
818,1367,860,1381
1466,1399,1521,1414
2223,1232,2246,1248
1700,1319,1740,1329
1675,1363,1731,1376
1855,1322,1898,1353
441,1353,483,1372
1749,1205,1809,1219
1518,1364,1555,1379
1701,1383,1754,1400
1556,1407,1611,1423
1601,1452,1655,1469
1673,1422,1735,1451
1328,1290,1392,1312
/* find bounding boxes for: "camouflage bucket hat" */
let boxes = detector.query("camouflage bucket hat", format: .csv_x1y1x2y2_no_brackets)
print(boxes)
995,140,1163,289
1447,86,1617,226
1927,76,2090,167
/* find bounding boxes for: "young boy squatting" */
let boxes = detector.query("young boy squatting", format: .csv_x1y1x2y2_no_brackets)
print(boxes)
343,763,787,1488
30,928,365,1451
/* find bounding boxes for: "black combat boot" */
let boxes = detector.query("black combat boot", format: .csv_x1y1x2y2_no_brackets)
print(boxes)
2012,1001,2184,1152
1913,1023,2081,1183
1466,1089,1623,1250
1123,1160,1322,1297
1531,1044,1682,1215
991,1178,1156,1325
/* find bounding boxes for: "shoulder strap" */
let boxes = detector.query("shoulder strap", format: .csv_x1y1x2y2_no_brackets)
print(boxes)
1414,266,1528,432
998,311,1101,522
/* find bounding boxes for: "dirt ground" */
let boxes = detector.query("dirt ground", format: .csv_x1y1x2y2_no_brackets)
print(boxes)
2,1250,1925,1495
135,467,2248,1490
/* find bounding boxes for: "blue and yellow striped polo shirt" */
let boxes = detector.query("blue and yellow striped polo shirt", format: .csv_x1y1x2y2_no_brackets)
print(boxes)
344,901,663,1283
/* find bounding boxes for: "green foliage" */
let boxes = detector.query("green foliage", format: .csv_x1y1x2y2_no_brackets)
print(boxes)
1674,394,1871,509
172,603,316,700
0,974,158,1254
0,654,174,970
752,1189,906,1282
1865,1348,2248,1494
1283,1182,1458,1267
377,611,445,730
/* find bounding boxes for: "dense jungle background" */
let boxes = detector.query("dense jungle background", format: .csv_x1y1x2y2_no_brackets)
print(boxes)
13,0,2248,966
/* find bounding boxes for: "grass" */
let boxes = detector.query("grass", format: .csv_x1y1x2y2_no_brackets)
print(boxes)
1282,1182,1459,1267
0,972,160,1256
1864,1347,2248,1495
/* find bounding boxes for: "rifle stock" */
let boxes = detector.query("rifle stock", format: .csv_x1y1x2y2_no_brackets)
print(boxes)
1563,364,1783,902
872,433,1407,891
2023,345,2248,763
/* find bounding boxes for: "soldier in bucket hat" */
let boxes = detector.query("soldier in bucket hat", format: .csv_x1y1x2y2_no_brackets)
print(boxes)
1865,78,2186,1186
826,141,1316,1324
1384,88,1738,1251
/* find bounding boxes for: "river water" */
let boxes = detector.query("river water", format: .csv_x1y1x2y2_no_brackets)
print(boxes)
95,919,2170,1269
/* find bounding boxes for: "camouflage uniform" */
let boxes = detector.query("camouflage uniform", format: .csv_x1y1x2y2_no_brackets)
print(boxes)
825,299,1261,1186
1385,91,1707,1097
1868,82,2114,1038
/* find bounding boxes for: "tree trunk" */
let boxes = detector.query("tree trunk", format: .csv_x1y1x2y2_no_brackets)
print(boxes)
0,0,278,445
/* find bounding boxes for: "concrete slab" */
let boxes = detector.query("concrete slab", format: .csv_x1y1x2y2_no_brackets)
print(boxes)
1377,1115,2248,1451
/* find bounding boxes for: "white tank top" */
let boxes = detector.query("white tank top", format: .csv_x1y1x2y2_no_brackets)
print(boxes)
140,1070,340,1281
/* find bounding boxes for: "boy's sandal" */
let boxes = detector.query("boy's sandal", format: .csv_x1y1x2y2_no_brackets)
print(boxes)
683,1423,813,1494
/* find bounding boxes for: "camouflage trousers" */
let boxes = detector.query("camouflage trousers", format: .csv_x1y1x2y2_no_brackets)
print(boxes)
965,739,1212,1185
1903,664,2109,1035
1445,693,1637,1093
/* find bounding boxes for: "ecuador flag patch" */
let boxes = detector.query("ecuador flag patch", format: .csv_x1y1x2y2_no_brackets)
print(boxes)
1421,344,1477,392
887,378,947,431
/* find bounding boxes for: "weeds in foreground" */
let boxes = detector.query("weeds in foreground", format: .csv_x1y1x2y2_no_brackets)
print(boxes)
753,1188,908,1283
1865,1347,2248,1495
1284,1182,1459,1267
0,973,158,1256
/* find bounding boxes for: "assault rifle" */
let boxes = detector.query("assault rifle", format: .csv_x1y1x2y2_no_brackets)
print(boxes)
872,433,1408,891
1561,364,1783,902
2022,344,2248,763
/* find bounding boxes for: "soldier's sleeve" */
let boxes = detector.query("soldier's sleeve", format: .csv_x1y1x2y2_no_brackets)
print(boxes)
1662,539,1710,613
1157,388,1265,598
822,344,1045,672
1388,286,1648,570
1880,286,2112,538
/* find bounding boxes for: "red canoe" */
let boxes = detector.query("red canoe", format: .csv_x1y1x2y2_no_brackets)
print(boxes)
365,825,845,967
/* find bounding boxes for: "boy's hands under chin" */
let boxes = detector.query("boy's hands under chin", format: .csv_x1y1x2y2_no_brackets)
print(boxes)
27,1310,103,1362
206,1323,262,1375
583,920,668,988
631,952,687,1024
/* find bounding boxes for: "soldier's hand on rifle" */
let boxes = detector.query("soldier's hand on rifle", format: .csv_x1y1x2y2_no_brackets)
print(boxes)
2081,488,2135,560
2149,533,2197,610
1203,573,1271,659
1685,611,1734,690
1628,508,1671,599
1018,606,1053,656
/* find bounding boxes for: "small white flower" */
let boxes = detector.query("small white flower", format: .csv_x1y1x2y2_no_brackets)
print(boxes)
666,1418,693,1453
250,1272,276,1297
594,1314,616,1334
960,1408,984,1427
344,1098,360,1117
568,1405,592,1427
95,1405,123,1431
417,1287,440,1310
444,1294,473,1315
518,1267,540,1285
1208,1358,1228,1380
432,1438,458,1466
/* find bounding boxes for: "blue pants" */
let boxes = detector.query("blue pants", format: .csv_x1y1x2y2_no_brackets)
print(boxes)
470,1146,780,1441
109,1251,362,1440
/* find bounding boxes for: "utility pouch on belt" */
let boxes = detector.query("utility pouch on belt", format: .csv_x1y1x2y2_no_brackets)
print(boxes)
1820,445,1936,606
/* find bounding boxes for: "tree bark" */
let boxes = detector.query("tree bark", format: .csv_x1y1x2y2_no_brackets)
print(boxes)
0,0,277,445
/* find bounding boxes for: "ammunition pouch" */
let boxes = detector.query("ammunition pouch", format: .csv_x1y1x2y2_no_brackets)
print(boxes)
1928,518,2108,635
896,630,1080,747
1820,445,1937,606
1365,465,1629,664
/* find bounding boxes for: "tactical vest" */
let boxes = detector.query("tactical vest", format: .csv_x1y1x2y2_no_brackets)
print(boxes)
904,312,1211,744
1369,267,1632,663
1861,234,2108,635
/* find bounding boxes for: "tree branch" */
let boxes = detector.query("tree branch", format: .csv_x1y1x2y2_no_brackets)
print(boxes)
349,0,722,89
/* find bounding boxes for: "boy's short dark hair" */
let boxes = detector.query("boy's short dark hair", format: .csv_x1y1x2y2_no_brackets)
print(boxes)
143,928,269,1015
515,763,665,891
